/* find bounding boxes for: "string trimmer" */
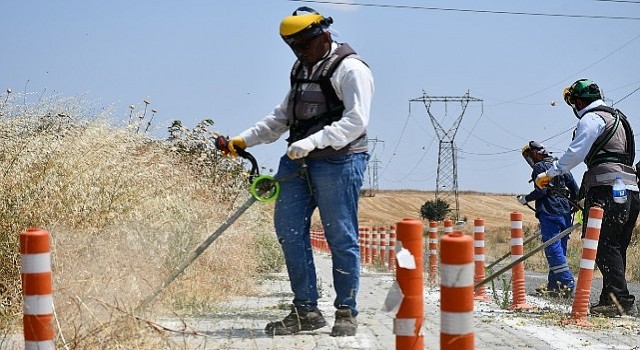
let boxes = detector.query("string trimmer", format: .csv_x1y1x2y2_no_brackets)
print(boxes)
135,136,307,311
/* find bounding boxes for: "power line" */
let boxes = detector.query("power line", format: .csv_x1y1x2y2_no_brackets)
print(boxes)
460,125,576,157
612,85,640,105
395,138,435,182
541,126,577,144
595,0,640,3
460,148,520,156
460,103,484,148
289,0,640,20
379,102,413,178
485,31,640,106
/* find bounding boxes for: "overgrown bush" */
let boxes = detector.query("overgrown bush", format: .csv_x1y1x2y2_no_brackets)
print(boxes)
0,92,283,348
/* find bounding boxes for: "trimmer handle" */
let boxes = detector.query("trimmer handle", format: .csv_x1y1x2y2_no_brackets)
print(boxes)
214,135,259,182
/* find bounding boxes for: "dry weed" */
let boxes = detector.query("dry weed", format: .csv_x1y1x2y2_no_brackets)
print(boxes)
0,94,283,348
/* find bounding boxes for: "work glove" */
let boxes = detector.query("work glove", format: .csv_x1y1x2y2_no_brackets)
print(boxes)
535,172,552,189
287,137,317,160
227,136,247,158
516,195,527,205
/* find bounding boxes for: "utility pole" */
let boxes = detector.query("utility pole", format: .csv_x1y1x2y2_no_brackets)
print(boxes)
409,91,483,220
367,156,381,197
364,137,384,197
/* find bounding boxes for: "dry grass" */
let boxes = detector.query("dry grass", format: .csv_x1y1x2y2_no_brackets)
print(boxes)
461,220,640,284
361,189,640,283
0,94,283,348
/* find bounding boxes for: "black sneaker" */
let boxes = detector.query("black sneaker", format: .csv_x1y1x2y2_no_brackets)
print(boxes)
590,303,638,317
330,307,358,337
264,306,327,336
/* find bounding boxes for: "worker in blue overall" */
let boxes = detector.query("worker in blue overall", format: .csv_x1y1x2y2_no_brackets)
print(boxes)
518,141,579,298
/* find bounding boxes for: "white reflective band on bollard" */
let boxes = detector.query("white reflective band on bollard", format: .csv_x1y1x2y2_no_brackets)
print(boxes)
587,217,602,229
580,258,596,270
23,295,53,315
440,263,474,287
21,253,52,274
394,318,417,336
25,340,55,350
582,238,599,250
441,311,474,334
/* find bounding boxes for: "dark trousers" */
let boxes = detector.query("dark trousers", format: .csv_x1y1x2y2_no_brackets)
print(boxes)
583,186,640,307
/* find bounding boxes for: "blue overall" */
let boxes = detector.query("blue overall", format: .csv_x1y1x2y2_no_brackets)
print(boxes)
525,158,579,291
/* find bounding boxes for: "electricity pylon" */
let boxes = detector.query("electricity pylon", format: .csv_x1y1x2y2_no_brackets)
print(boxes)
363,137,384,197
409,91,483,220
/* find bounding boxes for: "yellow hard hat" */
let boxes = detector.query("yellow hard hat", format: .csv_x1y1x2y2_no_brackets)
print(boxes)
280,14,325,37
280,7,332,47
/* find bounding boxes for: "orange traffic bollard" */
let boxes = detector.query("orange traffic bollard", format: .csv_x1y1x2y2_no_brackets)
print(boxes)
364,228,371,265
359,228,365,264
443,219,453,236
509,212,532,310
20,228,55,350
440,229,474,350
379,227,387,268
371,226,379,265
312,229,319,250
311,228,317,249
394,218,424,350
428,221,438,286
388,225,397,271
473,218,491,301
564,206,604,327
323,230,329,252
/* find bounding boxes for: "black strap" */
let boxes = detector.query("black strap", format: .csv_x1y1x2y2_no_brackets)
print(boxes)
584,106,635,168
287,44,359,142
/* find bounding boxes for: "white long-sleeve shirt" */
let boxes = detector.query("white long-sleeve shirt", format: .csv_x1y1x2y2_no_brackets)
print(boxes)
239,42,374,151
546,100,607,178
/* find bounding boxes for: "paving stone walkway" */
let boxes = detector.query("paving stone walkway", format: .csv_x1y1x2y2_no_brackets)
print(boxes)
159,250,640,349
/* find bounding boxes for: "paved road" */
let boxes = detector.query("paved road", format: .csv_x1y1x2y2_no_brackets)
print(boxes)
160,251,640,349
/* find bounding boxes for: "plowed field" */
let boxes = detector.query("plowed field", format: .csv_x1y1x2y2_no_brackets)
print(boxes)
357,190,537,229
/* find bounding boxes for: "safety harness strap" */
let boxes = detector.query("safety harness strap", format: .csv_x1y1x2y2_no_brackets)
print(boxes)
287,44,360,142
584,106,635,168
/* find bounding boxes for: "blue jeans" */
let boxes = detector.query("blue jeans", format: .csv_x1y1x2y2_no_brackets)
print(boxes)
539,212,575,290
273,152,368,317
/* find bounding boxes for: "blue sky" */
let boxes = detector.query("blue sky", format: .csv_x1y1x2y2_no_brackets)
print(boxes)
2,1,639,194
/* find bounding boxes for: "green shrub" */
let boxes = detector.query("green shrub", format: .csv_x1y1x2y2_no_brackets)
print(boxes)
420,198,451,221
